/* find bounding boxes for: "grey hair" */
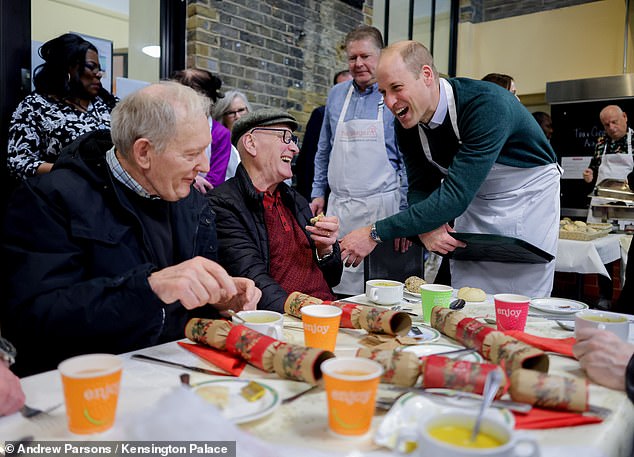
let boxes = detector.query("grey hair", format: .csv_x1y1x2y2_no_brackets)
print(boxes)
211,90,252,124
396,41,439,80
111,81,211,157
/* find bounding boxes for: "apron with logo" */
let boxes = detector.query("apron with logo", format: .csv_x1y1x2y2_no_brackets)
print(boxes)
587,128,633,222
327,85,401,295
419,79,561,297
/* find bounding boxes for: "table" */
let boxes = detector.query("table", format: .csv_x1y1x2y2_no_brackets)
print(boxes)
556,234,623,277
1,297,633,457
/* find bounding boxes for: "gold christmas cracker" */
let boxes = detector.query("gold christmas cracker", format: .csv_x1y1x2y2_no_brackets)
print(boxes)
272,345,335,385
356,348,421,387
485,332,549,374
510,368,588,412
185,318,231,350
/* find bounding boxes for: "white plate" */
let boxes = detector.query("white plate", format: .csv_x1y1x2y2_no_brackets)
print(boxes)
194,379,280,424
374,392,514,451
402,343,483,362
530,297,588,315
407,325,441,343
404,290,421,300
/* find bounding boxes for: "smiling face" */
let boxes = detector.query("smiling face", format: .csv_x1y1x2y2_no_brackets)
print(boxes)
243,123,299,192
377,50,439,129
347,39,380,91
143,112,211,201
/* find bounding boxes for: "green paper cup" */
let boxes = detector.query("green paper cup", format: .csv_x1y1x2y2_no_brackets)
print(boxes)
420,284,453,323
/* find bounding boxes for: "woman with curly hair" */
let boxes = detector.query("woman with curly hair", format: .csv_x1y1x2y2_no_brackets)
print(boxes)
7,33,117,180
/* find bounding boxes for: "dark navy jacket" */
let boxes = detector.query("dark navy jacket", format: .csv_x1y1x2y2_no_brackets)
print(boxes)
1,130,221,376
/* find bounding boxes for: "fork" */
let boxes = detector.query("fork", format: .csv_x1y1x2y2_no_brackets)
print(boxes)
20,402,62,418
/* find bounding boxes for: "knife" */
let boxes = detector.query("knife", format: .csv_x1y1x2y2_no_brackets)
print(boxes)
131,354,233,377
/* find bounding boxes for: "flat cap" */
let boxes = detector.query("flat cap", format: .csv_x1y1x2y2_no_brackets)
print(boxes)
231,108,299,146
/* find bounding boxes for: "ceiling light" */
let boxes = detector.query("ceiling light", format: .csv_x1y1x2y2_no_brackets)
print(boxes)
142,45,161,58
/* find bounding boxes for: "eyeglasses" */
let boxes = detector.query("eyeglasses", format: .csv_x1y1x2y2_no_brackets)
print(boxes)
84,61,104,75
249,128,298,145
223,107,248,118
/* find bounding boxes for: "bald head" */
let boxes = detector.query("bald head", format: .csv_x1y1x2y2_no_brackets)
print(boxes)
600,105,628,141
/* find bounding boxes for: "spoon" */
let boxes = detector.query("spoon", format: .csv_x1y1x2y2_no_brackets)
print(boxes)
450,299,466,310
227,309,246,323
470,369,503,442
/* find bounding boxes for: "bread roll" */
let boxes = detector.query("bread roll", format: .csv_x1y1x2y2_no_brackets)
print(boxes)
404,276,426,293
457,286,486,302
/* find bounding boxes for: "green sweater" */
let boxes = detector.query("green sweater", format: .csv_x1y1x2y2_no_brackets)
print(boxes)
376,78,556,240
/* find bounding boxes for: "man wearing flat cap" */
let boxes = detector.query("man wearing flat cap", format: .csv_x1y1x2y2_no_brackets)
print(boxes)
209,109,343,312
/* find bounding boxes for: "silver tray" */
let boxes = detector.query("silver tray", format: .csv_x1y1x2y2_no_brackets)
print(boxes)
595,179,634,201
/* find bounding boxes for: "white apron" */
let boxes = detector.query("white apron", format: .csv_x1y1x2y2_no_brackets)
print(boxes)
419,79,560,297
327,85,401,295
587,128,633,222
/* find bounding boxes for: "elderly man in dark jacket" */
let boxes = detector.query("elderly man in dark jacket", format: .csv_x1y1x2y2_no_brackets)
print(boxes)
1,82,260,376
209,109,343,312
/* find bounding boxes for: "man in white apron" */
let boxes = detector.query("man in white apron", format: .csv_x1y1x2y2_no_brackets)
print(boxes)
582,105,633,308
583,105,633,222
311,26,408,295
340,40,560,298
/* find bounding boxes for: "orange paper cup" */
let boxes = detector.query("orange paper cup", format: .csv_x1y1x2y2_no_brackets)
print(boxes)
321,357,383,437
58,354,122,434
301,304,342,352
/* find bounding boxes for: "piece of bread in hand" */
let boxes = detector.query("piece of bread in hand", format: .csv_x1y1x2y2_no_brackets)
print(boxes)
310,212,325,225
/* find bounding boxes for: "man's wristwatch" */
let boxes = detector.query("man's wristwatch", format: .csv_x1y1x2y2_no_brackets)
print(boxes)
369,223,382,243
0,337,17,366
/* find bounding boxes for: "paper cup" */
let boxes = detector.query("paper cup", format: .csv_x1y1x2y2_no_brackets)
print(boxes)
58,354,122,434
494,294,530,331
301,304,342,352
575,309,630,341
420,284,453,323
321,357,383,437
233,310,284,341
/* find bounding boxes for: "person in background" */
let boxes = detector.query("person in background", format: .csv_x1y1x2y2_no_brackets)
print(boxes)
1,82,260,376
311,25,410,296
583,105,633,309
482,72,519,100
212,90,253,180
573,328,634,404
294,69,352,201
340,41,560,298
7,33,117,181
532,111,553,141
209,109,342,313
0,337,25,416
171,68,232,193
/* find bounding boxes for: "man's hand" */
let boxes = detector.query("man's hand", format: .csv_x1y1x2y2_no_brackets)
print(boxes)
340,226,377,267
582,168,593,183
393,237,412,253
149,257,244,310
310,197,325,217
418,224,466,254
572,328,634,391
0,362,25,416
305,216,339,258
193,175,213,194
215,277,261,317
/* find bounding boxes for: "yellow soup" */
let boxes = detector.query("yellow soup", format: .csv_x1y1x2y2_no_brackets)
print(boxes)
334,370,372,376
581,315,627,323
372,282,400,287
244,315,279,324
428,425,504,449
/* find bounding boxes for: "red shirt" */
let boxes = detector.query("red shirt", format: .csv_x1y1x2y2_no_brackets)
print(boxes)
262,190,335,301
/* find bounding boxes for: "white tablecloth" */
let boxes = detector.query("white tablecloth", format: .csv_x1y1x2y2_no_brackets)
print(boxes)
556,234,624,277
1,298,633,457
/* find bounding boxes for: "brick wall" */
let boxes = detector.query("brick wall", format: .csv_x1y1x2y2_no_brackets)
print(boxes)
185,0,372,134
460,0,600,23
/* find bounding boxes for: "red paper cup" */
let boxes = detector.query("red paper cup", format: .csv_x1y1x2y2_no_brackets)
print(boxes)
494,294,530,331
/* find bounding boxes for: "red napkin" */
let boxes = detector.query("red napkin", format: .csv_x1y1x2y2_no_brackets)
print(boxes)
514,407,603,429
503,330,576,357
178,342,246,376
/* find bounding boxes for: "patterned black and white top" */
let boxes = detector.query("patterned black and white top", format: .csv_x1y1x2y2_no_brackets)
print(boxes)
7,93,113,180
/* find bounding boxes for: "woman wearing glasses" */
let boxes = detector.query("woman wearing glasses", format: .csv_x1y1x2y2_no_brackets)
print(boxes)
7,33,117,180
212,90,252,180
